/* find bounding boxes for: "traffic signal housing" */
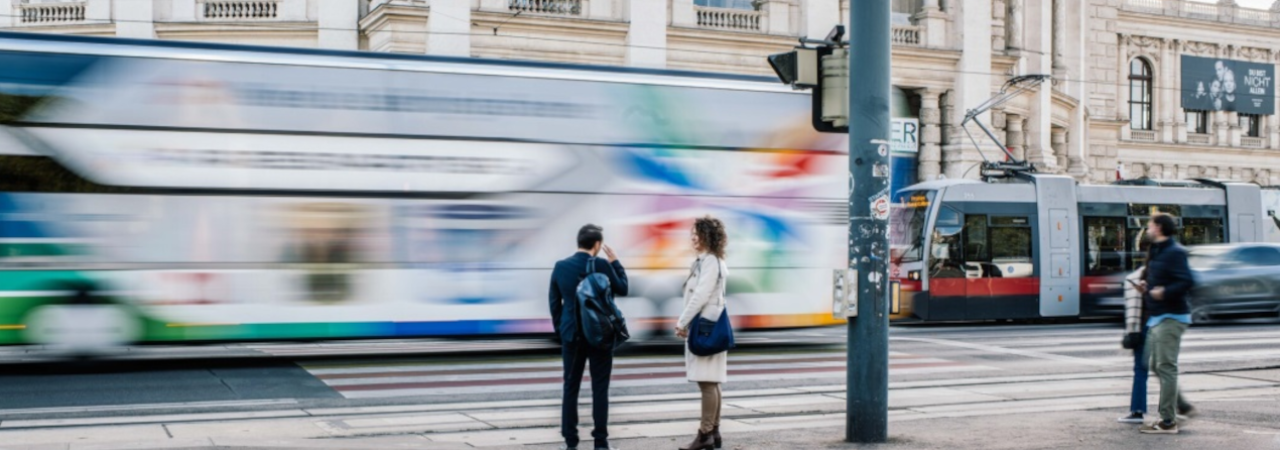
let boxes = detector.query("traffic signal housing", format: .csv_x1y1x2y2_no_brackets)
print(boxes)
766,29,849,133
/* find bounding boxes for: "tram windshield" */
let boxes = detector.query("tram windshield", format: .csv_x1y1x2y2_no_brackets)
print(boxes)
891,190,934,263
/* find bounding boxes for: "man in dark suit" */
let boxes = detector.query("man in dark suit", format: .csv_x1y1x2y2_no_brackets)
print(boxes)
549,224,628,450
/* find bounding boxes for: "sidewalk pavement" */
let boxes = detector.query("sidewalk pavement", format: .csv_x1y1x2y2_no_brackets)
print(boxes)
1,369,1278,450
4,404,1278,450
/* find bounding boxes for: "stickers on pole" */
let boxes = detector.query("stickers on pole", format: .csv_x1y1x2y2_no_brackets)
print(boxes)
872,195,889,220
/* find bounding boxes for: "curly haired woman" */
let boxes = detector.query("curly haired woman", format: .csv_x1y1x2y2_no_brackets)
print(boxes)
675,215,729,450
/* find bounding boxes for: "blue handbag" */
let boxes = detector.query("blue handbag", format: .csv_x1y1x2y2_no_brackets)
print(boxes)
687,258,734,356
688,306,734,356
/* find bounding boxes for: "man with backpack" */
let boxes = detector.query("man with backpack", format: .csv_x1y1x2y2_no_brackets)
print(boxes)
549,224,629,450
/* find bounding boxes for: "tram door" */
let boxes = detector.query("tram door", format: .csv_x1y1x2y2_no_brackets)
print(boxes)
1034,175,1080,317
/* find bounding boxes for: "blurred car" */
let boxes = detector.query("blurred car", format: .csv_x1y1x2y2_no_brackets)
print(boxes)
1188,243,1280,323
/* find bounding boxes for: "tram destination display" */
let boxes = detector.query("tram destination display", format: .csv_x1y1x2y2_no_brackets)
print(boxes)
1181,55,1275,115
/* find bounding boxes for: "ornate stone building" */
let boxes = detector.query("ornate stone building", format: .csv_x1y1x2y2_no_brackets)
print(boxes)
6,0,1280,185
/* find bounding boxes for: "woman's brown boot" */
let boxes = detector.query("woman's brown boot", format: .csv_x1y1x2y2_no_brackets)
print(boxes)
711,426,722,449
677,431,714,450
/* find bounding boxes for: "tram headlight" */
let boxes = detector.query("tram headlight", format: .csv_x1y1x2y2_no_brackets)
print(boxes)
908,271,920,281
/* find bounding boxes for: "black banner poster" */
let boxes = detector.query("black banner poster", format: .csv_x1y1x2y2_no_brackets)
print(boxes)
1181,56,1275,115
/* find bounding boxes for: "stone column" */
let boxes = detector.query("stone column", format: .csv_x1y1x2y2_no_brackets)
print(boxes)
944,0,994,179
1007,0,1023,50
1227,111,1240,147
115,0,154,38
672,0,696,28
587,0,617,20
1173,40,1189,144
915,0,949,48
763,0,791,35
1118,34,1131,140
85,0,112,23
427,0,470,56
992,109,1008,156
1026,0,1054,170
1006,113,1026,161
478,0,507,12
918,89,944,181
1219,0,1239,22
1051,127,1068,171
1160,39,1177,143
278,0,308,21
1269,108,1280,150
1052,0,1065,71
804,0,841,40
1215,110,1230,146
319,0,359,50
991,0,1006,51
627,0,667,68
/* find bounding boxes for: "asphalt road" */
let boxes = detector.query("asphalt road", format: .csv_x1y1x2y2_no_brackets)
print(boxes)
2,318,1279,419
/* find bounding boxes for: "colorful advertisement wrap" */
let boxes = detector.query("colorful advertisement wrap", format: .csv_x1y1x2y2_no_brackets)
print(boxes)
1181,55,1275,114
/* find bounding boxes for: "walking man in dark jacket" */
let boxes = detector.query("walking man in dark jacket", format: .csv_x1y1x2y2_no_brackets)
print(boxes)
549,224,628,450
1136,213,1197,434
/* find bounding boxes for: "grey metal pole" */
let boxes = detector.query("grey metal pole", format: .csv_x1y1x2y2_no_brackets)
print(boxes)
846,0,891,444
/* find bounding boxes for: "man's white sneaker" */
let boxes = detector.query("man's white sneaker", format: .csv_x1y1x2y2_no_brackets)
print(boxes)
1117,412,1145,424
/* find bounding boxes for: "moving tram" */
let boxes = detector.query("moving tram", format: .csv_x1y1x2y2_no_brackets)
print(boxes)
888,174,1264,322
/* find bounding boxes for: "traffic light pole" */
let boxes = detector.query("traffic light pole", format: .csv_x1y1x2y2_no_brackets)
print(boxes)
846,0,891,444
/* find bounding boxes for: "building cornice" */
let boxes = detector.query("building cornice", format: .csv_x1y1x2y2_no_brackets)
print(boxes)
155,22,317,36
1118,10,1280,48
359,3,429,33
1121,141,1280,159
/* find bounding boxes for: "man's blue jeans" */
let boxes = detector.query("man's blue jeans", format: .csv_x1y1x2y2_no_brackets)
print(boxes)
1129,326,1148,414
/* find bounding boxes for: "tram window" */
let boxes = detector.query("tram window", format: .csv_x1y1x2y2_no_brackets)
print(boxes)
1128,204,1181,217
1126,227,1152,272
929,212,1034,280
990,217,1032,263
1085,217,1127,276
964,215,989,263
929,206,966,279
890,191,934,263
1181,218,1224,246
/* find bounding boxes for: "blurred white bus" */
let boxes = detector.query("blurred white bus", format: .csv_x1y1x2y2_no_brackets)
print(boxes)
0,31,848,351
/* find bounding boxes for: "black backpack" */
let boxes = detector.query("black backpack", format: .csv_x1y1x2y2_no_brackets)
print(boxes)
576,258,630,351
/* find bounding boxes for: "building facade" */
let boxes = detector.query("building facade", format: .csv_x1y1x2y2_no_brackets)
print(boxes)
6,0,1280,185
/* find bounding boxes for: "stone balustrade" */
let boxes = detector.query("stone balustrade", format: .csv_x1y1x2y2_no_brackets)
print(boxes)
1123,0,1280,26
508,0,581,16
695,5,761,32
17,2,85,25
201,1,279,20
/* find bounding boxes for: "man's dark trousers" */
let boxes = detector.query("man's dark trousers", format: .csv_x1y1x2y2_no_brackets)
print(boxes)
561,339,613,449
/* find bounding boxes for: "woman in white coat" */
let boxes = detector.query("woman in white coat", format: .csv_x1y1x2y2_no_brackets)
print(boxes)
675,215,728,450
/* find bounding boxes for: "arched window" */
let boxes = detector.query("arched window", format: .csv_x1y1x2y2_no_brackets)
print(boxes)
1129,58,1154,131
